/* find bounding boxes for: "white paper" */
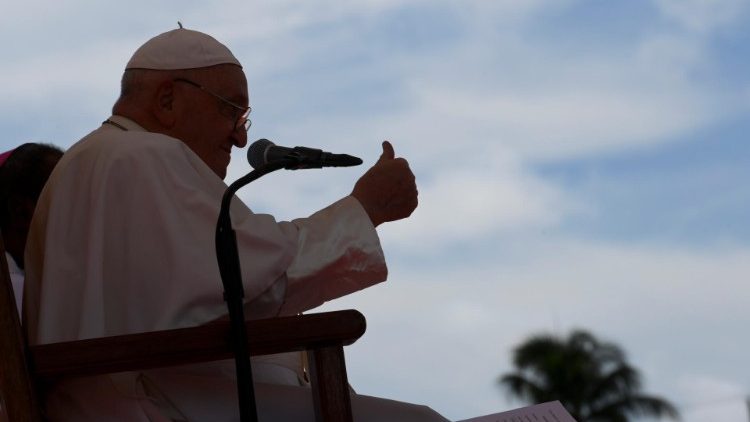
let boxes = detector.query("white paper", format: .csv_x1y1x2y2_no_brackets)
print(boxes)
456,401,577,422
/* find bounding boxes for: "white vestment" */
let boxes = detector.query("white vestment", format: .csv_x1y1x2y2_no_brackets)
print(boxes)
24,116,447,421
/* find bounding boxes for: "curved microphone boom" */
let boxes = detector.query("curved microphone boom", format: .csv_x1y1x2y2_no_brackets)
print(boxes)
247,138,363,170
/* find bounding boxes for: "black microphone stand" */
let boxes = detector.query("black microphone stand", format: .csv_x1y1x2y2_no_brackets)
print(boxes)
215,158,297,422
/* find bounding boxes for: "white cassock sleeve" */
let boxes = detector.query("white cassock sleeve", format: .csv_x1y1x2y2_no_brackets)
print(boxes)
278,195,386,315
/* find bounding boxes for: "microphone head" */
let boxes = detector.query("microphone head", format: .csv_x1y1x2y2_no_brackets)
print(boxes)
247,138,274,169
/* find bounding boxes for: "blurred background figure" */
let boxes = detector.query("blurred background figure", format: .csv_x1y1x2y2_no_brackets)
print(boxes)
0,143,63,315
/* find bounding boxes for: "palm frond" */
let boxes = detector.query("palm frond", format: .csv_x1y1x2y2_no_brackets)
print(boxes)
498,373,550,404
589,395,680,420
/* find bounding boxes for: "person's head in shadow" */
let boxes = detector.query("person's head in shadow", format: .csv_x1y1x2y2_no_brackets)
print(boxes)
0,143,64,270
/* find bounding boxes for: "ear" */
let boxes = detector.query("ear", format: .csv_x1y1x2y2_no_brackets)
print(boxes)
153,80,177,128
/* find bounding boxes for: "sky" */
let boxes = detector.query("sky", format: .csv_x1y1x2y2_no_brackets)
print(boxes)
2,0,750,420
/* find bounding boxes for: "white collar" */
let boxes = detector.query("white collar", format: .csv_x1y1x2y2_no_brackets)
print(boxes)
102,115,147,132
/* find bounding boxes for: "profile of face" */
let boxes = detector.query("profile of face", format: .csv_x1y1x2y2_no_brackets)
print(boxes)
170,64,250,179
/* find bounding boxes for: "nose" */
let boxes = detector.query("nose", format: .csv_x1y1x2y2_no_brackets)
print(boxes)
231,127,248,148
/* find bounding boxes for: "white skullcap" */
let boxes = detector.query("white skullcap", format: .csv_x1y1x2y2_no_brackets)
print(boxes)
125,28,241,70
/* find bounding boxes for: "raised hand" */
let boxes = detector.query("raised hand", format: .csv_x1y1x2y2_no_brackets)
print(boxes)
351,141,418,227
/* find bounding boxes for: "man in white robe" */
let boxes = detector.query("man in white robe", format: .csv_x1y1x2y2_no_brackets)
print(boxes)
24,28,447,421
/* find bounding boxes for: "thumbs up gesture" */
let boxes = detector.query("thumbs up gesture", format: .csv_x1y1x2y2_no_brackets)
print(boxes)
351,141,418,227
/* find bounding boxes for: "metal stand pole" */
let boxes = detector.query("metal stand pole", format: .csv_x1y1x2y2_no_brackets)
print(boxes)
215,160,293,422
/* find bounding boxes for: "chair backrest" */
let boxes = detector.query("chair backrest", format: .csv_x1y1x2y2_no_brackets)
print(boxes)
0,235,43,421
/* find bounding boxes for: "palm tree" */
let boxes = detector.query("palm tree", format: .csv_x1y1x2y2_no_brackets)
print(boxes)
499,330,679,421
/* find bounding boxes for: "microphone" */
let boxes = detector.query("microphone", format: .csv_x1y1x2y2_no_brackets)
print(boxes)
247,138,363,170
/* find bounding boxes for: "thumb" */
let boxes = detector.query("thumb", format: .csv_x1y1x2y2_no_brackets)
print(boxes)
378,140,395,163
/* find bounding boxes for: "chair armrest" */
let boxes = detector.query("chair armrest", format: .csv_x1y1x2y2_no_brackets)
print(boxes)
30,309,366,380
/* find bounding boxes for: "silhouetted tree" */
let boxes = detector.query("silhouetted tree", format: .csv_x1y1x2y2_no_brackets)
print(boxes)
499,330,679,421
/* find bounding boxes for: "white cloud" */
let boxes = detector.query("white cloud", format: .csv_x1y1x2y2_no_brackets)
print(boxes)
655,0,749,33
412,86,713,161
0,44,127,107
676,376,748,422
381,18,736,162
377,164,575,250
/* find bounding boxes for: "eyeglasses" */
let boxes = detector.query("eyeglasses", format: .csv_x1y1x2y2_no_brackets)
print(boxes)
174,78,252,132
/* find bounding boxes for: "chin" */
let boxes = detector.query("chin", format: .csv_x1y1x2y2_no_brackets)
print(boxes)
210,164,227,180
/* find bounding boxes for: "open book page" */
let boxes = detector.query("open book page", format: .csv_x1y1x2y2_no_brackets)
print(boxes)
456,401,577,422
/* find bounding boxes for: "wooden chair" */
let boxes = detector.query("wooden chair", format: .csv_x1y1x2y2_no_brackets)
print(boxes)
0,235,366,422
